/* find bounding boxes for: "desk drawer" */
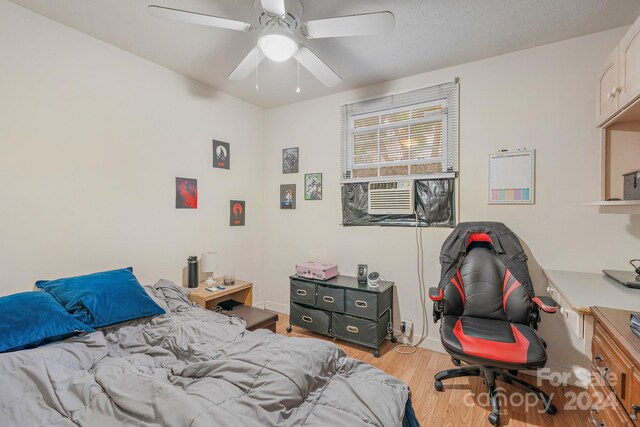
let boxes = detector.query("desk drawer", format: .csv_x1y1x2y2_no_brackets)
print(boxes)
589,375,631,427
316,285,344,312
630,370,640,426
290,302,329,335
290,279,316,305
593,323,633,406
548,283,584,339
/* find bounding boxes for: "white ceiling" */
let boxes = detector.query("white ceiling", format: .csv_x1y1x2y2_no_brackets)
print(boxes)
9,0,640,108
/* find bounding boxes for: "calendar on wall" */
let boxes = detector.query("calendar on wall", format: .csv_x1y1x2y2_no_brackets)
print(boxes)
488,150,535,205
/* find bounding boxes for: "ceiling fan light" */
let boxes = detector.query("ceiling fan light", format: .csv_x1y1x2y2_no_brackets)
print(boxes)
258,34,298,62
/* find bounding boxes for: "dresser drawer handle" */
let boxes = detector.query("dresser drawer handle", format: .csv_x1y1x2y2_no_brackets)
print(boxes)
598,366,624,398
597,365,610,380
301,316,313,323
296,289,307,296
346,325,359,334
355,300,368,308
322,296,335,303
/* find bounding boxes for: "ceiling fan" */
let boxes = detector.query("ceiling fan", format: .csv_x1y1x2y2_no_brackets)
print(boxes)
148,0,394,88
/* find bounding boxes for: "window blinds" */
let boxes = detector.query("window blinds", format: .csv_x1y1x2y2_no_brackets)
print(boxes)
340,80,458,182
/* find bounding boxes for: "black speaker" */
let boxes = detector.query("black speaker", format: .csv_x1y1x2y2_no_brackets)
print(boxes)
187,256,199,288
357,264,368,285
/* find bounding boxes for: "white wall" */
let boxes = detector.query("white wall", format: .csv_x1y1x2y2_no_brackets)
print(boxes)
0,0,265,300
263,27,638,380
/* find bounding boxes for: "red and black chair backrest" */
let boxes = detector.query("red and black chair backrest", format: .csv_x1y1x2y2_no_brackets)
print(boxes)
438,222,534,325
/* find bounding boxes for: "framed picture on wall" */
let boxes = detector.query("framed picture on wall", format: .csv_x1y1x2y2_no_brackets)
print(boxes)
229,200,245,226
280,184,296,209
282,147,299,174
304,173,322,200
175,177,198,209
213,140,230,169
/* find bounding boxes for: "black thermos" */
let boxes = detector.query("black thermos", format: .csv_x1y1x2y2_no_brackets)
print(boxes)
187,256,199,288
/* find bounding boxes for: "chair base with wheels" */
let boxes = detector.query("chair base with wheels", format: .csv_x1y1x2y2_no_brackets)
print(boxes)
433,362,557,426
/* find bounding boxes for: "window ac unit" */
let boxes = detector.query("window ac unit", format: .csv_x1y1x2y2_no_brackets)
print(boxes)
368,180,415,215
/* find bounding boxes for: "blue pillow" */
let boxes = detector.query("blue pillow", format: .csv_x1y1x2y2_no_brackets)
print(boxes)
36,267,165,328
0,291,94,353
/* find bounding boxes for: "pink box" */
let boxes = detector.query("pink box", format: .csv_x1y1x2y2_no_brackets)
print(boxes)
295,262,339,281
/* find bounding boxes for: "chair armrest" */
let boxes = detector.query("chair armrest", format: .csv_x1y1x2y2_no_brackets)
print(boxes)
532,296,558,313
429,287,443,301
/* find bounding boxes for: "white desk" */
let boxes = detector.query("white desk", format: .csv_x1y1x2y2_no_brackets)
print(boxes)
541,270,640,387
544,269,640,314
544,269,640,351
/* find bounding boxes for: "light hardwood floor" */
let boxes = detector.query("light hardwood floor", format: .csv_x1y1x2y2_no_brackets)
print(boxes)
274,313,588,427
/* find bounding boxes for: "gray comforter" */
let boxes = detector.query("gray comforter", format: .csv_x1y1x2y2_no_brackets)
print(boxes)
0,280,409,426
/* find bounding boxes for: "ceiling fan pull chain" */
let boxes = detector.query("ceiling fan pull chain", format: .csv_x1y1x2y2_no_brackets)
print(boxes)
255,50,260,91
296,50,301,93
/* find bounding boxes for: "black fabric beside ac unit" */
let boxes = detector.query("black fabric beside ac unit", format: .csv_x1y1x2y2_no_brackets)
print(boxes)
341,178,456,227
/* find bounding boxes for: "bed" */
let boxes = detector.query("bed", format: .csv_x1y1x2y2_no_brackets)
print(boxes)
0,279,419,426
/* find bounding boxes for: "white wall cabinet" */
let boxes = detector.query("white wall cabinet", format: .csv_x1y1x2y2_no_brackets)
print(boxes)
594,14,640,211
619,17,640,109
597,46,619,126
597,15,640,127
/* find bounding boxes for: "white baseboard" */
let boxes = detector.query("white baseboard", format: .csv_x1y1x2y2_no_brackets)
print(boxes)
252,300,266,309
419,336,446,353
263,300,289,315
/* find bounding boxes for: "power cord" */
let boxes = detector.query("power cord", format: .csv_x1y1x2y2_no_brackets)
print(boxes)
394,212,429,355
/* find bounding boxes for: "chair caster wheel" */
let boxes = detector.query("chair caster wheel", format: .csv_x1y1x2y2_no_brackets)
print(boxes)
488,412,500,426
286,326,292,333
373,350,380,358
452,358,461,366
390,336,398,343
545,403,557,415
434,380,444,392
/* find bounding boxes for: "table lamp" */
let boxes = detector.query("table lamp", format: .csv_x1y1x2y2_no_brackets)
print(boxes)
201,252,218,285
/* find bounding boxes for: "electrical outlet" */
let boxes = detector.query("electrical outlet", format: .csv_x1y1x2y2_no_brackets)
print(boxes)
401,319,413,337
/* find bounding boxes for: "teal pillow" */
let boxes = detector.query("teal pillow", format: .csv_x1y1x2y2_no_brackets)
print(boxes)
36,267,165,328
0,291,94,353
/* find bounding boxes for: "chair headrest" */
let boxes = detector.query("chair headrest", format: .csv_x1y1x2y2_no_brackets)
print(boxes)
466,232,493,247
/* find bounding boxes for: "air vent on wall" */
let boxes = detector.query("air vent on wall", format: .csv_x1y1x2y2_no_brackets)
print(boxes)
368,180,415,215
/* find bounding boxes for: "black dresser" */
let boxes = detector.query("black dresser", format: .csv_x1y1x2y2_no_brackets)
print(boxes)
286,274,396,357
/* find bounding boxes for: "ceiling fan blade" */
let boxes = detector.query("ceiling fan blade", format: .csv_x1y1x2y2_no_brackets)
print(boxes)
260,0,286,16
228,47,265,81
148,5,253,32
295,47,341,87
302,11,394,39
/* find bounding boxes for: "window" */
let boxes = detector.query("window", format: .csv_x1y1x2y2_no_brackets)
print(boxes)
341,81,458,182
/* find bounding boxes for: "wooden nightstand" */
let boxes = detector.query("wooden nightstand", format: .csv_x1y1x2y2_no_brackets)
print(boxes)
188,279,278,332
188,278,252,310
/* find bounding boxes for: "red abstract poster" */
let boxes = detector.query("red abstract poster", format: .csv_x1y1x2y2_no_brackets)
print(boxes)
176,177,198,209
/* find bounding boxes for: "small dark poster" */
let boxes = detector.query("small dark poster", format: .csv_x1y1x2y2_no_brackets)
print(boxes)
280,184,296,209
282,147,299,174
230,200,245,226
176,177,198,209
213,140,230,169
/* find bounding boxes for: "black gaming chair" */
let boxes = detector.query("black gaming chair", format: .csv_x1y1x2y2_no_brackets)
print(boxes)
429,222,559,426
